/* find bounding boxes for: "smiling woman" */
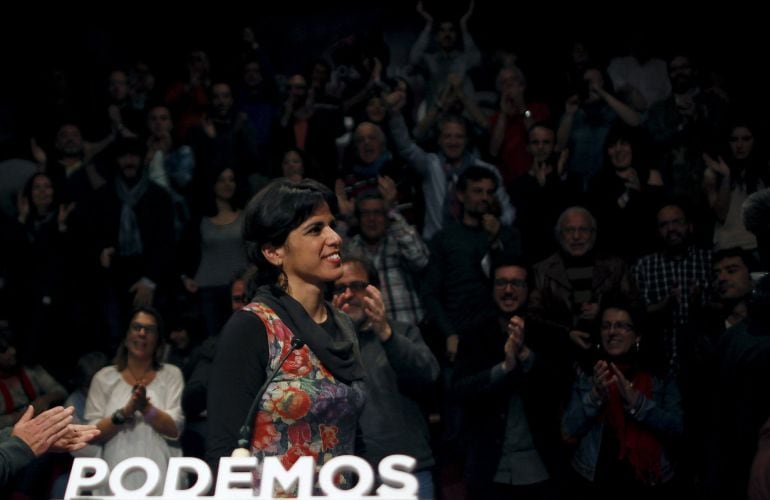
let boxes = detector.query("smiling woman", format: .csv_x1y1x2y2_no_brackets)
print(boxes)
84,306,184,496
207,178,365,497
562,302,683,499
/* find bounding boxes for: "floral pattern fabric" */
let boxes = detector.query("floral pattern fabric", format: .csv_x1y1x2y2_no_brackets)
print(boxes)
245,302,364,496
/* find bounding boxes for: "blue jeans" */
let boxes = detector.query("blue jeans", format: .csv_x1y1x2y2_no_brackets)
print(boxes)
414,469,435,500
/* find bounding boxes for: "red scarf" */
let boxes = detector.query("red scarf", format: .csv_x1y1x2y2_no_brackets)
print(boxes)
603,365,662,485
0,369,38,414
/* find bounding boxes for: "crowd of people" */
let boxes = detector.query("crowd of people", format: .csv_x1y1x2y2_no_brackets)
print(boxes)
1,4,769,499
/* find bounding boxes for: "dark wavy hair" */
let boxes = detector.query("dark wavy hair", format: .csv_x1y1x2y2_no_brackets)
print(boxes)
114,306,166,371
22,172,59,221
242,178,337,288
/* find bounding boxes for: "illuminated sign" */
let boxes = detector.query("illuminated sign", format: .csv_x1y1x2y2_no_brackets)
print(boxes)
64,454,418,499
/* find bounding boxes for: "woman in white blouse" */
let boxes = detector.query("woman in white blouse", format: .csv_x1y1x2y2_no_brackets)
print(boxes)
85,306,184,494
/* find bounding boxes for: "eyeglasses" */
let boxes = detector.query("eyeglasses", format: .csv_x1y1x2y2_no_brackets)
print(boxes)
333,281,368,295
561,226,594,236
231,294,248,304
130,322,158,335
493,278,527,289
601,321,634,333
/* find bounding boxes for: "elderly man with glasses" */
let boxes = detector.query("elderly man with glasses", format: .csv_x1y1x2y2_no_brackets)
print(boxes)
529,206,639,354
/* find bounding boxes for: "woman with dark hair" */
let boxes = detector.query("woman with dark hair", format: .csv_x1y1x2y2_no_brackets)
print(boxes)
704,120,769,253
557,64,642,191
588,124,664,263
85,306,184,495
180,165,248,337
562,302,682,500
4,172,78,378
275,147,315,183
207,178,365,496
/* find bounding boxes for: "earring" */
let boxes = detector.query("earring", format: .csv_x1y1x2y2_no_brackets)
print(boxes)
277,270,289,292
635,339,641,352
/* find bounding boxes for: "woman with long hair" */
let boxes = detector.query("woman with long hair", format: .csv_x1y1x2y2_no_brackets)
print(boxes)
704,120,769,253
206,178,365,496
180,165,248,337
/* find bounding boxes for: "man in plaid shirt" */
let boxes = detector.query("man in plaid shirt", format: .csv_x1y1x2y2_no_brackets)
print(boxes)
344,182,429,327
633,203,712,366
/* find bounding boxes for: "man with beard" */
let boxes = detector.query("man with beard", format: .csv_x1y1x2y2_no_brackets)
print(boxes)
45,124,107,206
94,138,174,352
188,82,260,182
454,260,565,499
422,166,521,362
633,203,712,365
333,254,439,499
645,54,729,244
634,203,713,489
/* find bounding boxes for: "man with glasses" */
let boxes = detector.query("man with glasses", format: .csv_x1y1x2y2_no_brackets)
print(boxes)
332,254,439,500
530,206,638,354
455,260,564,499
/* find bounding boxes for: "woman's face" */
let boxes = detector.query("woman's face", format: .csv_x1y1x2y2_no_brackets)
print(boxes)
126,312,159,362
214,168,236,201
729,126,754,160
282,151,304,182
30,175,54,212
272,203,343,288
608,139,633,169
600,308,639,358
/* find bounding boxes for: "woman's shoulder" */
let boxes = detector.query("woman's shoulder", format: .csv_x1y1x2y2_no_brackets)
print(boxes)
89,365,121,388
157,363,183,380
217,307,270,349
